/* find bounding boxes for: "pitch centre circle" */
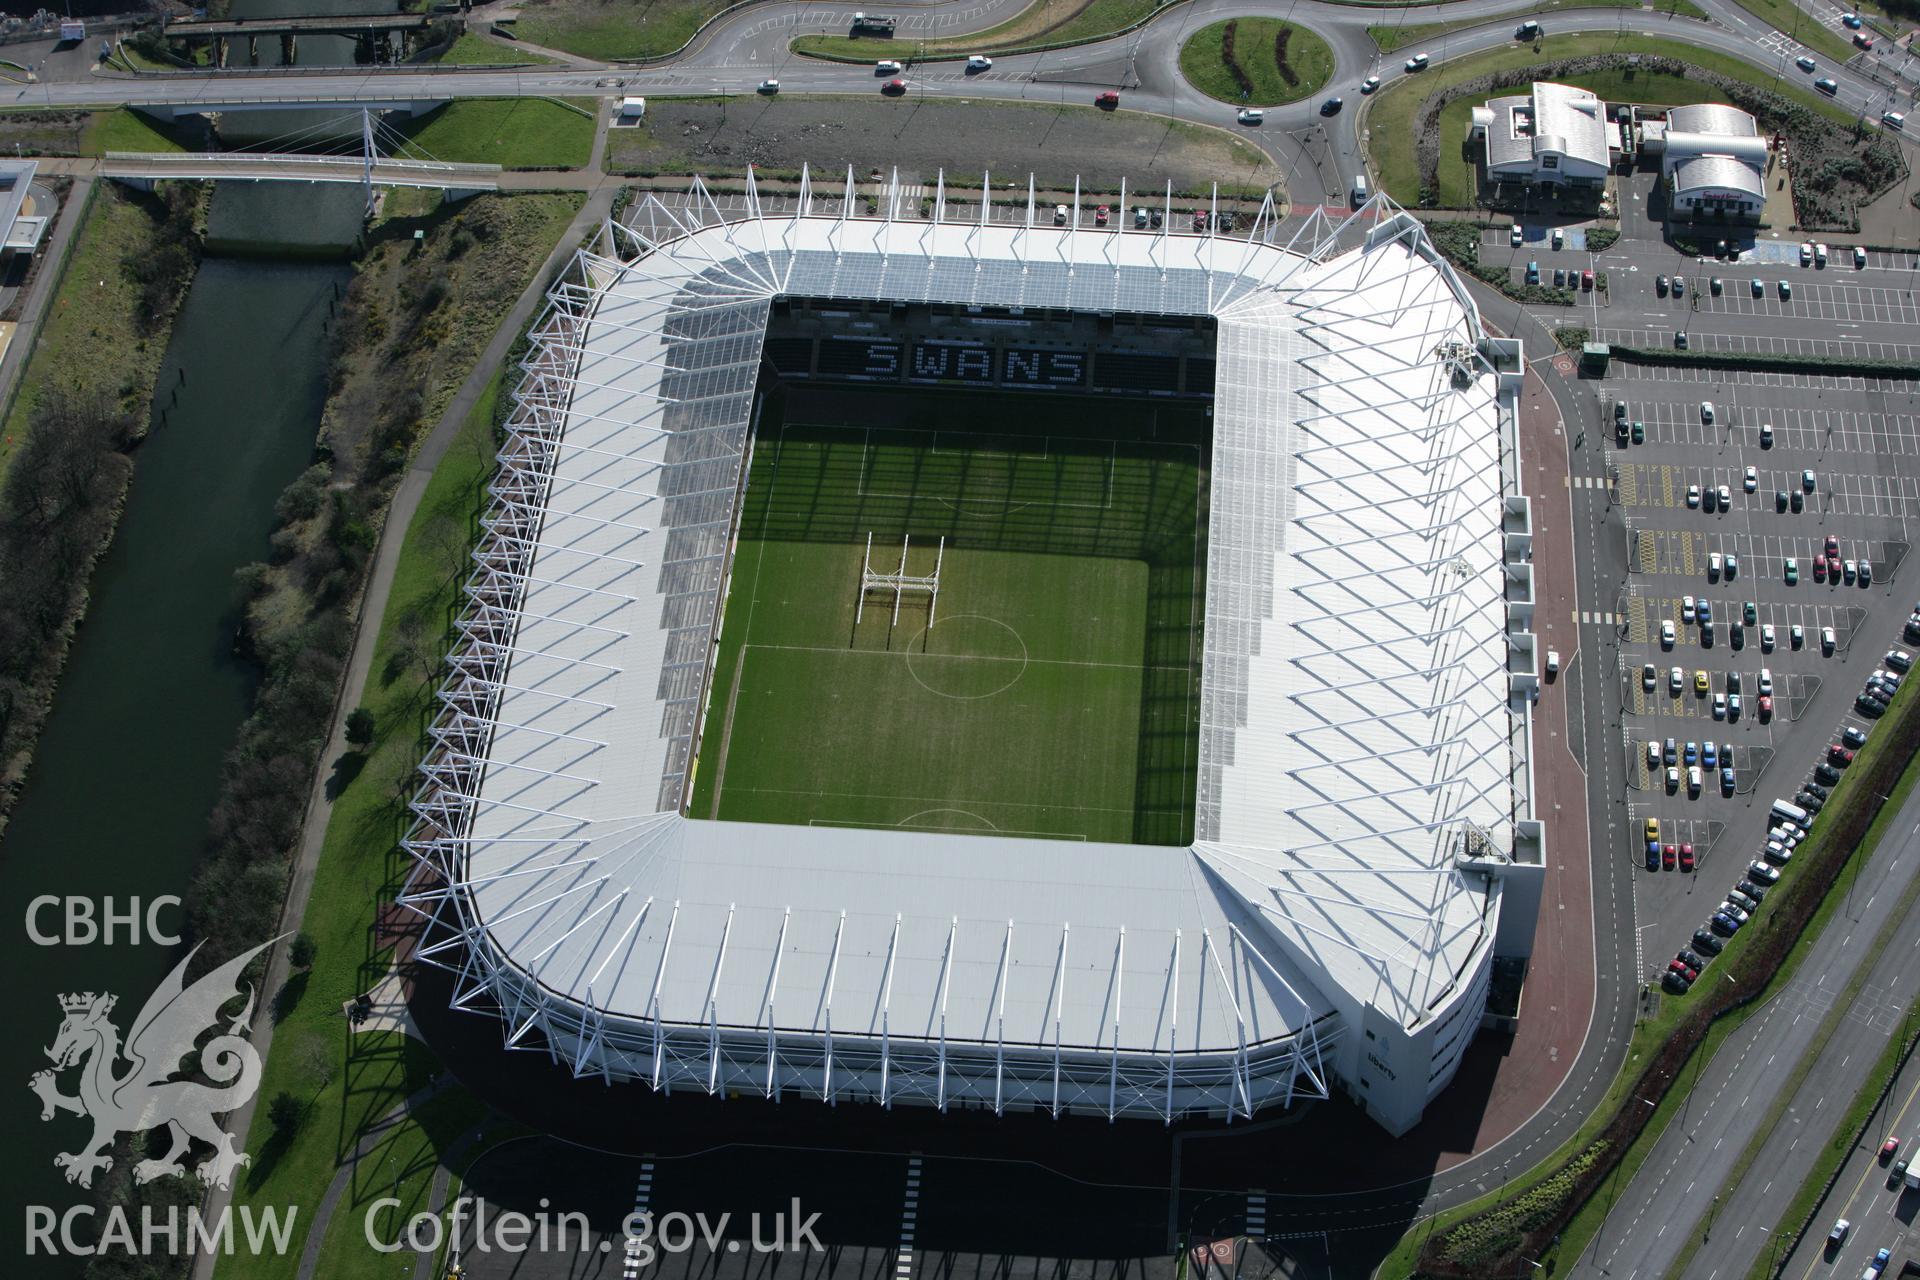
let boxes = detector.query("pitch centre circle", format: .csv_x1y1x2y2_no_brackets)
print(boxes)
904,614,1028,700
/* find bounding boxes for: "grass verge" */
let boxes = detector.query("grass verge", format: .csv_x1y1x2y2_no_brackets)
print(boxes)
315,1087,491,1279
218,373,509,1280
791,0,1160,60
396,98,595,169
512,0,724,60
1366,33,1864,206
1381,678,1920,1277
1177,18,1333,107
82,107,190,155
435,31,558,65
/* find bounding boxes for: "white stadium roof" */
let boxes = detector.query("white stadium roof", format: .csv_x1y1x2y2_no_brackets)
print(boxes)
405,173,1536,1130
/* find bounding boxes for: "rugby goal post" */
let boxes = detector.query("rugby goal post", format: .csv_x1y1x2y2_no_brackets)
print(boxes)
858,532,945,628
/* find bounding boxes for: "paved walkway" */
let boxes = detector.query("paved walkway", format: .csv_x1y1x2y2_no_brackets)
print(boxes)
1430,360,1598,1171
189,183,614,1280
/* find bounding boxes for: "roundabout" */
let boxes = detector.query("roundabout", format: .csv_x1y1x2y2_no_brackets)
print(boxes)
1176,16,1335,107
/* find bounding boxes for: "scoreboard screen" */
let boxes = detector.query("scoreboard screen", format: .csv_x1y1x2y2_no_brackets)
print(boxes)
818,337,1091,390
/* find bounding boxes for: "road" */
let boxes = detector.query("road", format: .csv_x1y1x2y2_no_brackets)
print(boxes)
5,0,1906,218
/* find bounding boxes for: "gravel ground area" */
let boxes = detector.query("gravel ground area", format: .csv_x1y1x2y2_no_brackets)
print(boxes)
606,96,1282,196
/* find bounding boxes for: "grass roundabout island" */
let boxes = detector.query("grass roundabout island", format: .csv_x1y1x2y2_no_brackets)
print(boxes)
1178,17,1333,108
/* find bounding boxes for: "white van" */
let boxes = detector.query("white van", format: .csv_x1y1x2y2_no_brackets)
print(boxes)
1771,798,1812,827
1237,107,1265,125
966,54,992,71
1352,173,1369,203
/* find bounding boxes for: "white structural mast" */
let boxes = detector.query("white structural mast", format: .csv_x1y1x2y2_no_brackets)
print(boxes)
857,533,945,629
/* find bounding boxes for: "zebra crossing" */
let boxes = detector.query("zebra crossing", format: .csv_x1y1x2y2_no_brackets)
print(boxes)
1577,610,1624,625
896,1155,922,1280
625,1158,655,1279
1568,474,1607,489
1246,1190,1266,1238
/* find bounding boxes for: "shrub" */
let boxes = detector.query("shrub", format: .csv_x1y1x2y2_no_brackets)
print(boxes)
344,707,375,749
1220,21,1253,99
1274,25,1297,88
288,932,318,969
267,1091,302,1135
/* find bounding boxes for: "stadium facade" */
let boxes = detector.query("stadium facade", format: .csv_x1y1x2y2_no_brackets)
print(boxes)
402,172,1546,1136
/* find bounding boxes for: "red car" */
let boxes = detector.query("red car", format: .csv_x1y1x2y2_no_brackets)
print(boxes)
1581,269,1596,290
1829,745,1856,767
1663,843,1677,870
1679,843,1696,872
1884,1137,1903,1161
1758,694,1773,720
1826,535,1840,557
1814,557,1828,582
883,78,908,95
1096,91,1120,109
1094,205,1110,226
1668,958,1699,982
1192,210,1208,231
1829,555,1842,580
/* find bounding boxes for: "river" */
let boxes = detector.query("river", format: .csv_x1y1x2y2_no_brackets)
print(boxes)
0,181,361,1272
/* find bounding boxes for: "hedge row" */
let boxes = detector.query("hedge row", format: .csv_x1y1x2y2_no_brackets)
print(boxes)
1220,20,1253,99
1274,24,1297,88
1610,344,1920,379
1418,679,1920,1278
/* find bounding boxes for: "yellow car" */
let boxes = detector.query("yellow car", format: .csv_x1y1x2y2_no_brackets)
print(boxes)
1694,669,1710,695
1645,817,1661,843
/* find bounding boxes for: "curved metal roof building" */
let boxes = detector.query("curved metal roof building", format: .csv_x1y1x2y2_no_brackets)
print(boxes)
403,173,1545,1135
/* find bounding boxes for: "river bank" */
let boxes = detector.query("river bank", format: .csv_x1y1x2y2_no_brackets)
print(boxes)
0,180,202,835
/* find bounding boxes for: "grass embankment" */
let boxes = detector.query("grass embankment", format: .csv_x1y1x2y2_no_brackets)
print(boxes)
0,182,202,828
1368,0,1694,53
1382,678,1920,1277
217,192,583,1280
1177,18,1333,107
435,31,558,65
0,107,192,158
85,107,191,154
1367,33,1867,206
791,0,1159,60
397,98,595,169
512,0,726,59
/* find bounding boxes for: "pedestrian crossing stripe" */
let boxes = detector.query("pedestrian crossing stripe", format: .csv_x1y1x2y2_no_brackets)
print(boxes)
1564,475,1608,489
1575,611,1621,624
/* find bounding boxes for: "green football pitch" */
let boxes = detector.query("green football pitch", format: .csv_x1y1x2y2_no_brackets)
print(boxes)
687,385,1209,846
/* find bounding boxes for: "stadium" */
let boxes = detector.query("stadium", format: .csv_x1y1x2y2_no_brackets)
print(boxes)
402,171,1545,1136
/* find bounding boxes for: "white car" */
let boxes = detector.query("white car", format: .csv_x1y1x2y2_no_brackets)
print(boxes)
1405,52,1430,71
875,59,903,73
1856,245,1870,268
1670,666,1685,694
1683,595,1696,621
1709,551,1724,580
1815,242,1829,267
1662,619,1677,647
1053,204,1069,225
1823,626,1837,654
757,78,780,92
1236,107,1265,125
1687,483,1701,507
1761,623,1776,652
1701,400,1716,424
966,54,993,70
1360,75,1381,93
1758,668,1773,695
1800,241,1814,266
1713,692,1727,718
1717,485,1731,509
1667,765,1682,792
1744,465,1757,492
1511,223,1524,247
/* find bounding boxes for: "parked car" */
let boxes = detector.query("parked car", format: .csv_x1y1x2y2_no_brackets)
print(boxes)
1693,928,1725,955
